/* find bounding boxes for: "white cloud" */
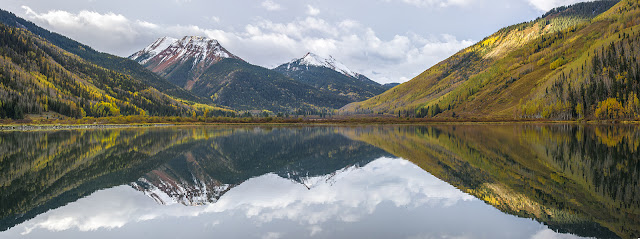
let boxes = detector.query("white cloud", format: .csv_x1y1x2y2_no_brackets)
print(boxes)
262,232,283,239
261,0,282,11
17,157,475,234
207,16,221,23
22,6,131,34
306,5,320,16
200,157,476,226
530,229,586,239
137,20,159,29
527,0,589,11
200,17,474,83
21,6,145,51
388,0,473,8
19,6,473,84
338,19,360,29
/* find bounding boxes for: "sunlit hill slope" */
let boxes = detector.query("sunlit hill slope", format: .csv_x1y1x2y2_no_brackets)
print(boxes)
341,0,640,121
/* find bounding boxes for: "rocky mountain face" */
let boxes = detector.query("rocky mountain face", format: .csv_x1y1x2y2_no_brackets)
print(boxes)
130,36,242,90
274,53,388,101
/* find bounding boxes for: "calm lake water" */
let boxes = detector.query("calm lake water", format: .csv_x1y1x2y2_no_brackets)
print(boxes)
0,125,638,239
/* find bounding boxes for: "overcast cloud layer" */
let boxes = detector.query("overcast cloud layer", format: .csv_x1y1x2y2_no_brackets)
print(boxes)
4,0,591,83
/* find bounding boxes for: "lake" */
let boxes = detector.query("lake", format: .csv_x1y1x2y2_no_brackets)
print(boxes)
0,125,638,239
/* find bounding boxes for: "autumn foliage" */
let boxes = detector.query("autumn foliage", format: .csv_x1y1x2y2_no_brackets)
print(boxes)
595,98,626,119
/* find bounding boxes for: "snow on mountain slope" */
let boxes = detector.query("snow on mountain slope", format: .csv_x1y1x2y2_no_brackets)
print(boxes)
129,36,244,90
129,36,241,74
289,52,358,78
129,36,178,64
273,52,387,101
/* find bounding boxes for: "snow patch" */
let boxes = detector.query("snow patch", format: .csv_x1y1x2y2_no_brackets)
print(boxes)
130,36,178,64
293,52,358,78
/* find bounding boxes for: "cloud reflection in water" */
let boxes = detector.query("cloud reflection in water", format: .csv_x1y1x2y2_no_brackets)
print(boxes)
13,157,582,239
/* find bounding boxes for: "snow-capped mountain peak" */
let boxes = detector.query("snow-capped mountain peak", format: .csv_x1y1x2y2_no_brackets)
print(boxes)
293,52,358,78
129,36,240,68
168,36,231,65
129,36,178,64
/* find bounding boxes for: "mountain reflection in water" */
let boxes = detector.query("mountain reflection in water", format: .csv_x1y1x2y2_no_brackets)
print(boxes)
0,125,637,239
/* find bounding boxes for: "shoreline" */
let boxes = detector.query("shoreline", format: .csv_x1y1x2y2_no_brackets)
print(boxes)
0,120,636,131
0,124,176,131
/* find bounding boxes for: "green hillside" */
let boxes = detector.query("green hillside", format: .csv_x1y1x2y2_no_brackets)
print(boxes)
0,24,182,118
193,58,352,113
0,23,232,119
341,0,637,121
0,9,205,103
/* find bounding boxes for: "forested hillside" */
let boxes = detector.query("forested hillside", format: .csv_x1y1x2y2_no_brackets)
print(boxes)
0,9,205,103
341,0,638,121
193,58,352,113
0,23,215,119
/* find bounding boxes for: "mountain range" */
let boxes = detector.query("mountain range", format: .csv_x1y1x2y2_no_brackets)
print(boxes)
0,9,392,118
0,10,240,119
0,0,638,120
129,37,390,112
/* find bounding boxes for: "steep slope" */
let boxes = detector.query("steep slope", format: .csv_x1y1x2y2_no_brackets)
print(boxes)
341,0,628,120
130,36,242,90
0,23,200,118
273,52,388,101
131,38,353,112
0,9,204,103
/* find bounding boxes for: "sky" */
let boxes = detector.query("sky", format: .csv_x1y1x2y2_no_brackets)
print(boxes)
3,0,593,84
